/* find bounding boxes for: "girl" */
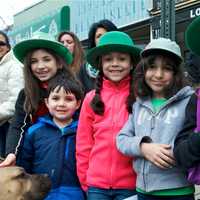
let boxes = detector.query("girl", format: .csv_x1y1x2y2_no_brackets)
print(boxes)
0,31,74,167
19,71,85,200
174,17,200,170
78,19,117,94
57,31,84,74
116,37,194,200
76,31,141,200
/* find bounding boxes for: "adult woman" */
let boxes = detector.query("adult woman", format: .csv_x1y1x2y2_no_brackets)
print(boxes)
78,19,118,94
0,31,23,157
57,31,84,74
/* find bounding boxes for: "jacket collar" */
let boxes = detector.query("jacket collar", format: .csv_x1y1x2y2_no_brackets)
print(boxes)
102,76,130,91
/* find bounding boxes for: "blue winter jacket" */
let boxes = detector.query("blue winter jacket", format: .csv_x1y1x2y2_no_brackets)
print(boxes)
18,114,85,200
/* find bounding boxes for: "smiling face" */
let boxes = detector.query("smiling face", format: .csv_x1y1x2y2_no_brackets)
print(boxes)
30,49,61,82
101,52,132,83
45,86,81,128
0,34,9,60
145,56,174,98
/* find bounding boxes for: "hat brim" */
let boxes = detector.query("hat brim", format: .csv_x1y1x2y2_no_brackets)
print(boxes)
186,17,200,55
141,48,183,63
87,44,142,68
13,39,73,64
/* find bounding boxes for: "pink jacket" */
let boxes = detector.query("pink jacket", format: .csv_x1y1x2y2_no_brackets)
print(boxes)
76,77,136,191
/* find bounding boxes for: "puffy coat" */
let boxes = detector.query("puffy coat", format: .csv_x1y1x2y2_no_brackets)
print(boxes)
0,50,23,125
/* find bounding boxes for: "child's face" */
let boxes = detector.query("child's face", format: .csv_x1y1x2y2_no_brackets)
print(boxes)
45,86,80,127
101,52,132,83
145,56,174,98
31,49,61,82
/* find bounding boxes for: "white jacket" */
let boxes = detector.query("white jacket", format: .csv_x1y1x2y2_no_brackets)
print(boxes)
0,50,24,125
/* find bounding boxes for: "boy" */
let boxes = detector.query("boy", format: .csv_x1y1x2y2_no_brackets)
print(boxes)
18,72,85,200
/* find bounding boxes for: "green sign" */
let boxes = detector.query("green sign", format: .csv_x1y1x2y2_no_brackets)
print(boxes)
8,6,70,46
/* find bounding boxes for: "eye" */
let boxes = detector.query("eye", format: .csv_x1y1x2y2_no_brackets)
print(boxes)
30,59,37,64
164,64,173,71
148,64,156,69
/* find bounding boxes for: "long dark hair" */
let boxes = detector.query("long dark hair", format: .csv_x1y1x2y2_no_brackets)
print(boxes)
90,55,137,115
134,50,186,99
88,19,118,49
23,48,73,114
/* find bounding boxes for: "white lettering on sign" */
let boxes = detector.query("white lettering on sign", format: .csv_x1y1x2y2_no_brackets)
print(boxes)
190,7,200,18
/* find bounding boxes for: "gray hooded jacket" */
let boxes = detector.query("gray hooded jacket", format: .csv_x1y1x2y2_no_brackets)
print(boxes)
116,86,194,192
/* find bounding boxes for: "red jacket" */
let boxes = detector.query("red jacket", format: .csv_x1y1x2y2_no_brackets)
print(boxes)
76,77,136,191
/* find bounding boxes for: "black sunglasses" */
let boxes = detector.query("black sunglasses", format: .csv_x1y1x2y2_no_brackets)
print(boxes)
0,41,7,46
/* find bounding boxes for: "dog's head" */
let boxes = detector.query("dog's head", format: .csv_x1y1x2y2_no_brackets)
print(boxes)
0,166,51,200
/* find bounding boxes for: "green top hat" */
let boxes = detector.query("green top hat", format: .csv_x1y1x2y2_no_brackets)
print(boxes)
186,16,200,56
87,31,142,68
13,31,73,64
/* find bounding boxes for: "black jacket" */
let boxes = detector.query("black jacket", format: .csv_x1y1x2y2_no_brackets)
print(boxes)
174,92,200,169
78,64,95,94
6,89,32,156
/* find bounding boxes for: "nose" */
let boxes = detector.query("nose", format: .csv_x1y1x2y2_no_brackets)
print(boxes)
58,99,65,106
37,61,45,69
111,58,119,66
154,67,163,78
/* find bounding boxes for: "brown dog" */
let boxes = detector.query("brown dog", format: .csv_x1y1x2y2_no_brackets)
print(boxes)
0,166,51,200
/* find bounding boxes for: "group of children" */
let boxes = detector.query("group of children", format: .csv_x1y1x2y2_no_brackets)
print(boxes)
0,16,200,200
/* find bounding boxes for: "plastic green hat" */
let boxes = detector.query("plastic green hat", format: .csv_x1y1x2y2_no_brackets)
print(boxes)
87,31,142,68
13,31,73,64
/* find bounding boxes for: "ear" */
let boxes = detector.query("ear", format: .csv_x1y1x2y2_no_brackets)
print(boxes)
44,98,49,108
76,100,81,110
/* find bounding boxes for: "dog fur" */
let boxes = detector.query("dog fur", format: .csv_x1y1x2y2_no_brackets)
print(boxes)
0,166,51,200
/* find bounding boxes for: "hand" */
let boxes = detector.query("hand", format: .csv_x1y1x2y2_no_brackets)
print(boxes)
140,143,175,169
0,153,16,167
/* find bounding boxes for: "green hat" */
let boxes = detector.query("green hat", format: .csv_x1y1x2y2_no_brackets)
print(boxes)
186,16,200,56
87,31,142,68
13,31,73,64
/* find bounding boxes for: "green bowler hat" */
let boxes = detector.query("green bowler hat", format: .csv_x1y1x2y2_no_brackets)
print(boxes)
13,31,73,64
186,16,200,56
87,31,142,68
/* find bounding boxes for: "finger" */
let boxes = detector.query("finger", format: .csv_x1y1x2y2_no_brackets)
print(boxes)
159,153,176,166
154,160,169,169
161,149,175,160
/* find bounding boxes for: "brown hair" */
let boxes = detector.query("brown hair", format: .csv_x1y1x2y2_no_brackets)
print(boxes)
90,55,137,115
134,51,187,99
57,31,85,73
23,48,73,114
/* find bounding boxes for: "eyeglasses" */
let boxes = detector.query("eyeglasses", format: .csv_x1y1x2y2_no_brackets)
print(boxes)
0,41,7,46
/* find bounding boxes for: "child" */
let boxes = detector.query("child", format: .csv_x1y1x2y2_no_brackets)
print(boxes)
174,17,200,170
18,71,85,200
0,31,74,167
116,37,194,200
78,19,117,94
76,31,141,200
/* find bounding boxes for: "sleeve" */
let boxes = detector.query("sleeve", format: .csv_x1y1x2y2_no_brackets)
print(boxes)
0,60,24,121
17,129,34,173
76,94,94,191
116,106,146,157
174,93,200,169
6,90,30,155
